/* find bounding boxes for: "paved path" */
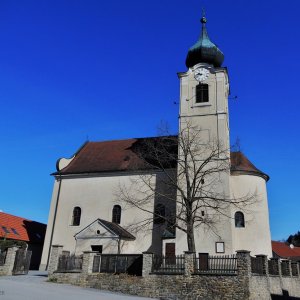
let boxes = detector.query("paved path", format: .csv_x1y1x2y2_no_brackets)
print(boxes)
0,271,155,300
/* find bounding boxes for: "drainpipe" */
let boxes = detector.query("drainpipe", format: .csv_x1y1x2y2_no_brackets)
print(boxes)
46,174,62,269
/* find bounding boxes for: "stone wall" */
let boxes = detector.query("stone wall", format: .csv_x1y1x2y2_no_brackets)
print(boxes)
52,272,247,300
48,246,300,300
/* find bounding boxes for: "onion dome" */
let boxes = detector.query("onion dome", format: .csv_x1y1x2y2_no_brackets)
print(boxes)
185,16,224,68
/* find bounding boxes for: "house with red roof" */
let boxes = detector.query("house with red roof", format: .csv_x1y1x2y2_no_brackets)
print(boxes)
40,16,272,270
0,212,46,270
272,241,300,261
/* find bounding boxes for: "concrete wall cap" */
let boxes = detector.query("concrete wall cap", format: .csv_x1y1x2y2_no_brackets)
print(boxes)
236,250,251,253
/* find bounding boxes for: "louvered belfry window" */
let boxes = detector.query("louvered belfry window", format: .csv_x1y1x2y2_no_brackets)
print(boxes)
112,205,121,224
196,83,209,103
72,207,81,226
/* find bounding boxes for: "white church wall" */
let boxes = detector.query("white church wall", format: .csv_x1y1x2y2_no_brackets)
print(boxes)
40,170,172,270
230,174,272,257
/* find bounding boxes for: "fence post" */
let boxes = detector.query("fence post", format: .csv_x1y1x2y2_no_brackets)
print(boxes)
255,254,268,275
236,250,251,277
2,246,19,275
184,252,195,276
48,245,63,275
142,252,153,277
82,251,98,275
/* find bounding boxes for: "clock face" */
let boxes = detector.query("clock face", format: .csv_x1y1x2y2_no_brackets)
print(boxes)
194,68,210,82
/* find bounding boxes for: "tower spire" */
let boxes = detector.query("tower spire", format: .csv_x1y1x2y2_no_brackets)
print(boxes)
185,13,224,68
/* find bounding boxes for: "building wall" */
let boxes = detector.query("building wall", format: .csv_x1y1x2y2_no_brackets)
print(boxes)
230,174,272,257
40,171,172,270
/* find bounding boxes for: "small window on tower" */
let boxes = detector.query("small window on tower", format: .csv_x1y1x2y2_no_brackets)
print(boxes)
196,84,209,103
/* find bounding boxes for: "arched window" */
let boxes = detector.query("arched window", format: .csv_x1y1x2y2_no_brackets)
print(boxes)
196,83,209,103
112,205,121,224
154,204,165,224
72,207,81,226
235,211,245,228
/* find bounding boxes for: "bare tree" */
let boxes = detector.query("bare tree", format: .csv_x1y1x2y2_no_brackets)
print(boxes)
118,123,256,252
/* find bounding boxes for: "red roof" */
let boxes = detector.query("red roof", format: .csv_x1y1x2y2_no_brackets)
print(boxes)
53,137,268,181
272,241,300,259
0,212,46,244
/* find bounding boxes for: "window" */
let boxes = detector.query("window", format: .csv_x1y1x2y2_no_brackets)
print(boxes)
196,84,209,103
154,204,165,224
234,211,245,228
112,205,121,224
11,228,19,235
72,207,81,226
2,226,9,234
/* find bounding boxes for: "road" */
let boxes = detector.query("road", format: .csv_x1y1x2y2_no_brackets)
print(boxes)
0,271,155,300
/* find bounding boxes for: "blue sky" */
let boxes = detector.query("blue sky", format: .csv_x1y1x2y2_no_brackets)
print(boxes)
0,0,299,241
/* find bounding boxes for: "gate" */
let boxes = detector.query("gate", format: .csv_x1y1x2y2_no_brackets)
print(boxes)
12,249,32,275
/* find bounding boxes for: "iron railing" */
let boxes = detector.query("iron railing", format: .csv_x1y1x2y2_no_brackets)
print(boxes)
0,251,6,266
194,254,237,275
57,254,83,272
152,254,184,275
291,262,299,277
281,260,290,276
268,259,279,275
251,256,265,275
12,249,32,275
92,254,142,276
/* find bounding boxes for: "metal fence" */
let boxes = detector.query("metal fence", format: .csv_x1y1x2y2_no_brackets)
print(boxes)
0,251,6,266
268,259,279,275
12,249,32,275
57,254,83,272
251,256,266,275
194,254,237,275
152,254,184,275
281,260,290,277
291,262,299,277
92,254,142,276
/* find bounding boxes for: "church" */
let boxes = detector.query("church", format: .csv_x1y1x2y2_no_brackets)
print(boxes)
40,16,272,271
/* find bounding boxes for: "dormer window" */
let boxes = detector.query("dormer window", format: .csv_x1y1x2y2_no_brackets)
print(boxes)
196,83,209,103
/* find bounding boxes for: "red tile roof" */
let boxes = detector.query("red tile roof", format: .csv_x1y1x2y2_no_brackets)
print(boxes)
230,151,269,181
0,212,46,244
272,241,300,259
53,137,268,181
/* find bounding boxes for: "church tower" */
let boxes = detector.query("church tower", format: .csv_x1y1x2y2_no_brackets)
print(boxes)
175,15,234,255
178,15,229,151
175,15,272,257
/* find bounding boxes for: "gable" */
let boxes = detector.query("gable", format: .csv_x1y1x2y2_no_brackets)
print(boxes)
74,219,135,241
74,220,118,240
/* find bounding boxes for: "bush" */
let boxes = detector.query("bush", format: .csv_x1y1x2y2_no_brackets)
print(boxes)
0,239,27,252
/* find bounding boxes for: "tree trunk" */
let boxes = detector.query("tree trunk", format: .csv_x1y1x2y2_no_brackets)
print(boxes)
186,221,196,252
